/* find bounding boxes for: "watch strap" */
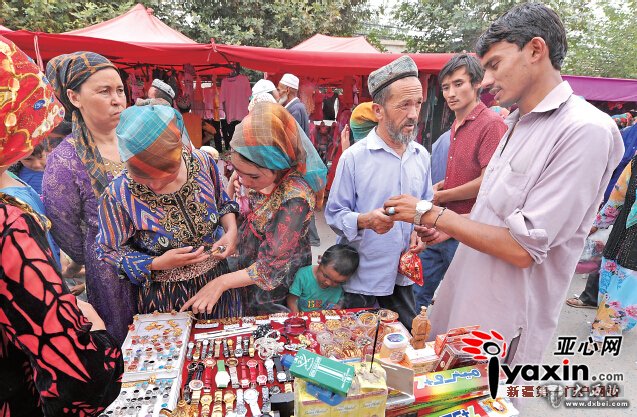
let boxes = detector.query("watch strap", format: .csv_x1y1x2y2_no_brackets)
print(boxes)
217,360,226,372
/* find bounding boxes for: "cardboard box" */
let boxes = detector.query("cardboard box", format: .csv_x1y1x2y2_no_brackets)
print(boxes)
294,362,387,417
289,349,355,396
434,325,480,355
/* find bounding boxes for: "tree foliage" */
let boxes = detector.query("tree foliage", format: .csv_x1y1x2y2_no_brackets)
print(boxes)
146,0,377,49
1,0,135,32
394,0,636,79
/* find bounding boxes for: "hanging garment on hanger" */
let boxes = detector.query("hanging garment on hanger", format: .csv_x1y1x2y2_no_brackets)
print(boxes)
220,74,251,123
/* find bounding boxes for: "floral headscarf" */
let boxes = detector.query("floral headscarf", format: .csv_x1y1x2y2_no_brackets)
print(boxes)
0,35,64,168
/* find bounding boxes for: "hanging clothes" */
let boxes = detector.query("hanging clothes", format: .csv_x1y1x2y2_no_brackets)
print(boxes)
220,74,251,123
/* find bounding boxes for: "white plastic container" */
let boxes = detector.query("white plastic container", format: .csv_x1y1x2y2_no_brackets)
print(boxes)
379,332,409,363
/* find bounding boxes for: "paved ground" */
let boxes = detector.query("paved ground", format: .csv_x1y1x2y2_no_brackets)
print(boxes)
311,208,637,416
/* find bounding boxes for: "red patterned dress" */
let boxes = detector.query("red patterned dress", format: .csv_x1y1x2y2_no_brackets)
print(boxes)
0,196,123,417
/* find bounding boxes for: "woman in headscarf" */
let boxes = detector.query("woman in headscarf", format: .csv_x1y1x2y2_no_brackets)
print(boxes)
0,35,123,417
326,101,378,192
182,102,327,315
590,154,637,341
97,105,241,316
42,51,136,344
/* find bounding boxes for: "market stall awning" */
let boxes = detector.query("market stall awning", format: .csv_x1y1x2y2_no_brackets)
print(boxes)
0,30,230,71
563,75,637,102
216,44,454,78
64,3,197,45
292,34,379,54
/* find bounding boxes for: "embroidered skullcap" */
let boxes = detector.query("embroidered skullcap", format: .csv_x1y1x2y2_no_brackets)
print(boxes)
152,78,175,99
248,92,277,112
116,105,183,179
279,73,299,90
0,35,65,167
368,55,418,100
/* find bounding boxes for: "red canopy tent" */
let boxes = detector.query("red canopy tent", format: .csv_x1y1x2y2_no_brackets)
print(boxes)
216,44,454,78
292,34,379,54
64,3,197,45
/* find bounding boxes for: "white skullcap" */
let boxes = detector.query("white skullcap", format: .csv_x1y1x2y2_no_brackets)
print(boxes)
279,73,299,89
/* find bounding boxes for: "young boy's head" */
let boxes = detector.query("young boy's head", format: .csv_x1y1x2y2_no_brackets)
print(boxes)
20,143,47,172
316,244,359,289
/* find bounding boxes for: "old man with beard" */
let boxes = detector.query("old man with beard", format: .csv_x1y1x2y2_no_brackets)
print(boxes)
325,56,432,330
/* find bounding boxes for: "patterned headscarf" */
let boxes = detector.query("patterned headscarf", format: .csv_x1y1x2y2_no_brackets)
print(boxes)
0,36,65,168
46,52,119,197
349,102,378,142
230,102,327,192
612,112,633,129
116,105,183,180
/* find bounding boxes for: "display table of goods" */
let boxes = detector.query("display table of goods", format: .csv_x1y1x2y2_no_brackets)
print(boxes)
101,312,193,416
101,308,405,417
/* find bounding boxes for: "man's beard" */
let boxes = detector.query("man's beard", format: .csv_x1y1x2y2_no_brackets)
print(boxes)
278,94,288,105
386,118,418,145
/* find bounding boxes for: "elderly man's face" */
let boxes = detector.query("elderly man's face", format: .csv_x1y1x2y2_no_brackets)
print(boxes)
277,84,289,105
375,77,423,145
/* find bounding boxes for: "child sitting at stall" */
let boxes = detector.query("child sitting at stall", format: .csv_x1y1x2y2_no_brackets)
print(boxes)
287,244,359,312
9,142,48,195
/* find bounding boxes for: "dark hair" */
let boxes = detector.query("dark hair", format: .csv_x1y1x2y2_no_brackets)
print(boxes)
439,54,485,88
320,244,359,277
475,2,567,70
154,89,174,106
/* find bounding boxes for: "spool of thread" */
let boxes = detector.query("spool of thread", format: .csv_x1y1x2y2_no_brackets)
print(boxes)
379,332,408,363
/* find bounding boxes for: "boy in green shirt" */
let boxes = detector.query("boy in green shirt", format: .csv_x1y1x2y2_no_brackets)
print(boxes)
287,244,359,312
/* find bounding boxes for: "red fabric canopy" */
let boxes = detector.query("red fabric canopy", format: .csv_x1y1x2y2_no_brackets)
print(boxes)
216,44,454,78
64,3,197,45
292,34,379,54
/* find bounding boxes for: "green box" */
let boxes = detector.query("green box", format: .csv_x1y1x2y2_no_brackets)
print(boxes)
288,349,355,396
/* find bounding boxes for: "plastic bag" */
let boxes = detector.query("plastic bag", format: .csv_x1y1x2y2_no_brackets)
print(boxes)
398,251,423,286
576,227,612,273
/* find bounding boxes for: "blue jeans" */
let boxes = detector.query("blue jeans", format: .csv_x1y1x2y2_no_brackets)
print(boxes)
413,238,459,309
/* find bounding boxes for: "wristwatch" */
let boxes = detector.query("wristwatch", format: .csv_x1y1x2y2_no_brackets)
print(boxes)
186,341,195,361
215,359,230,389
202,339,210,359
414,200,433,225
248,336,255,357
189,379,204,405
226,358,239,388
244,388,261,417
193,341,203,361
284,382,293,393
261,386,271,414
203,358,215,390
212,390,223,417
182,362,198,403
240,363,249,388
201,393,213,417
227,339,234,358
272,355,287,383
223,390,236,413
214,339,222,358
264,358,275,384
235,389,247,417
235,336,243,358
222,338,230,358
246,359,258,385
256,361,267,386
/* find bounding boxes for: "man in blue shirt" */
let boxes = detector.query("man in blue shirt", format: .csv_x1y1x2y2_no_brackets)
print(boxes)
326,56,433,330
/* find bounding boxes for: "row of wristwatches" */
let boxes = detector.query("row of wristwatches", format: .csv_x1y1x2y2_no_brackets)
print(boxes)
187,335,254,362
182,356,293,417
